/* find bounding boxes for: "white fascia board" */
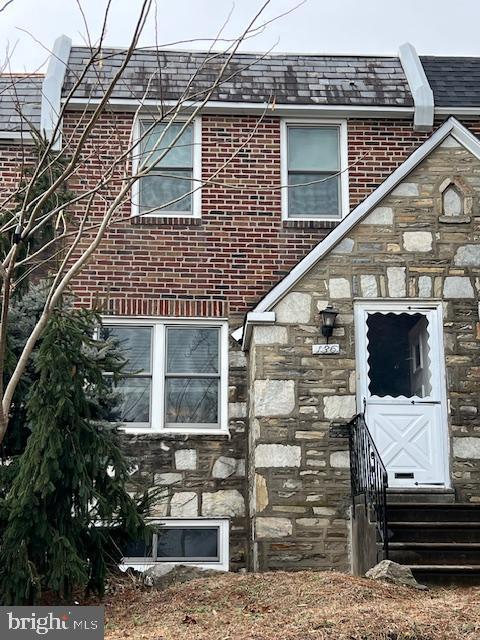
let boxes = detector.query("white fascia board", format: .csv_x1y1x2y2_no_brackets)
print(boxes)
399,43,434,132
63,96,414,119
41,34,72,150
435,106,480,116
248,117,467,325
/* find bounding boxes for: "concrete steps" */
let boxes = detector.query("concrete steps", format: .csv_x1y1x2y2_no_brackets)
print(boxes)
387,502,480,585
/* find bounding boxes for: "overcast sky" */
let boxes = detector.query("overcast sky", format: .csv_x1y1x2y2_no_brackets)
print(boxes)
2,0,480,73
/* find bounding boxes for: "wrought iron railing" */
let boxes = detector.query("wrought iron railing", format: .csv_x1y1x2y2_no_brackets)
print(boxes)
348,413,389,559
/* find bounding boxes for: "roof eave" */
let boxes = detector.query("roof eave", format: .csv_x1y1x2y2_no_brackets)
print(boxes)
61,96,414,119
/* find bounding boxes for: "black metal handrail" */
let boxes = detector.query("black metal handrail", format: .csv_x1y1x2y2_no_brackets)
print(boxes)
348,413,389,559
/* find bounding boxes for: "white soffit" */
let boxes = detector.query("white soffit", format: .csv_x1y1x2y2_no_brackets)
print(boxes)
238,117,479,347
41,34,72,150
399,42,434,131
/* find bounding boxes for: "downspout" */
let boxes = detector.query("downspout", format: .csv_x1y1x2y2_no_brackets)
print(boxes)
40,34,72,150
399,42,434,132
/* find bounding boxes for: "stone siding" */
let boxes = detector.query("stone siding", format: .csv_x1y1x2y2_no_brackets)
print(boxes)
122,333,249,570
249,137,480,570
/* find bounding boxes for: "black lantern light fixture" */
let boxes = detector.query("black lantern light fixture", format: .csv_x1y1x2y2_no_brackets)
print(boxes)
320,305,339,343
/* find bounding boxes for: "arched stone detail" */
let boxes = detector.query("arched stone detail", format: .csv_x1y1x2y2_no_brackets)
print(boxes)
436,176,473,222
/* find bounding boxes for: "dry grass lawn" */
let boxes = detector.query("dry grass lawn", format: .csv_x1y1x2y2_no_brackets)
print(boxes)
101,571,480,640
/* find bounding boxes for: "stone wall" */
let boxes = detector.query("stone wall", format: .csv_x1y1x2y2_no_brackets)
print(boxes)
248,135,480,571
122,332,249,570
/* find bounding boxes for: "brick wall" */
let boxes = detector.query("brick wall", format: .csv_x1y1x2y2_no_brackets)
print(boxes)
65,113,450,321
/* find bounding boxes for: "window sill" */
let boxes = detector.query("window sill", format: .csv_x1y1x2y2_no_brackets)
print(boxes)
282,218,339,230
119,561,228,572
118,427,230,437
131,215,202,226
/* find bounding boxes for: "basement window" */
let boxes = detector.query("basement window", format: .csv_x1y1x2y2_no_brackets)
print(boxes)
119,519,229,571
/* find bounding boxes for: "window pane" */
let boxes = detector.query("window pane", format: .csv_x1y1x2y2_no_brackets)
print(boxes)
116,377,151,423
121,535,153,559
367,313,432,398
166,327,219,374
140,122,193,167
165,378,219,425
288,126,339,172
139,170,193,213
156,527,218,560
288,173,340,217
101,326,152,373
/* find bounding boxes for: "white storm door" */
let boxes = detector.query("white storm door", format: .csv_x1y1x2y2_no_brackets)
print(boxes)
355,303,448,488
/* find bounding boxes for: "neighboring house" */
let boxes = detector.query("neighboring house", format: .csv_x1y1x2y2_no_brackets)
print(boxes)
1,39,480,583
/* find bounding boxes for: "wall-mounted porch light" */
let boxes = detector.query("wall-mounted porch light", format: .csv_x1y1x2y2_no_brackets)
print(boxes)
320,305,339,343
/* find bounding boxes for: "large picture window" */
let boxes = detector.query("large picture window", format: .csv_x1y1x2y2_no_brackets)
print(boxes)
101,319,228,433
282,121,348,220
133,118,201,218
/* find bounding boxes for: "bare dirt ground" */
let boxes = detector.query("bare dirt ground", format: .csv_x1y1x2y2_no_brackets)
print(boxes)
101,570,480,640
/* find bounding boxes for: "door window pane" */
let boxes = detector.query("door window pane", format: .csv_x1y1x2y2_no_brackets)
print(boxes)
165,378,219,425
166,327,219,374
156,527,219,560
366,313,432,398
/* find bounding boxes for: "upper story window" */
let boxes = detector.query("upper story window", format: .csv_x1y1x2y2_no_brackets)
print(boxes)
281,121,348,220
101,318,228,433
132,118,201,218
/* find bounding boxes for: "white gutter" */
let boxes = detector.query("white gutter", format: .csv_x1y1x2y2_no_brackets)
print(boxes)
435,106,480,116
399,42,434,131
41,34,72,150
63,96,414,119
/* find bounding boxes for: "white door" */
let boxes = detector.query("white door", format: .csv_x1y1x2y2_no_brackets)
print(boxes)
355,303,449,488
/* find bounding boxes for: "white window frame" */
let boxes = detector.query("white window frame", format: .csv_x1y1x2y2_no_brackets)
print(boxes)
131,116,202,219
102,317,229,434
280,119,349,221
120,518,229,572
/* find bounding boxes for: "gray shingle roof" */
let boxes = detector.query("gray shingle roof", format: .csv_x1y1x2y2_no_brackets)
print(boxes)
63,47,413,106
421,56,480,108
0,75,43,133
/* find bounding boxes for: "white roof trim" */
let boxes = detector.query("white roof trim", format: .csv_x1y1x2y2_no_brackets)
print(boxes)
63,96,414,119
41,34,71,150
435,107,480,116
399,43,434,131
240,117,477,346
